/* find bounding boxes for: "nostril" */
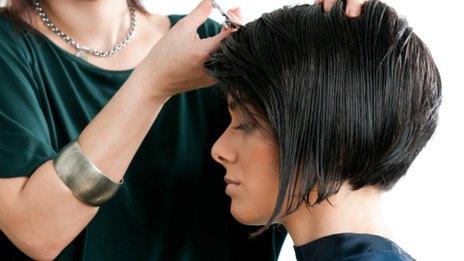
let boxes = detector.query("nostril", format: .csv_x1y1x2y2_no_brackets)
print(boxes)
211,149,224,163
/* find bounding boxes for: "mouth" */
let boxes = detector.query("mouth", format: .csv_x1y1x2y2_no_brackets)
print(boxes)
224,175,241,196
224,175,240,185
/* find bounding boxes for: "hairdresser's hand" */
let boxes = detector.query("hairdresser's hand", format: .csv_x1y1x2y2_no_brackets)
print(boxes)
133,0,235,100
316,0,367,17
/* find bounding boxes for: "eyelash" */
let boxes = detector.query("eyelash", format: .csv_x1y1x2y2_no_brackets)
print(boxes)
233,123,254,133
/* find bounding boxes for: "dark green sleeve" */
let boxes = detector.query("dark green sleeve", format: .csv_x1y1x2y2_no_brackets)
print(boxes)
199,17,223,38
0,24,57,178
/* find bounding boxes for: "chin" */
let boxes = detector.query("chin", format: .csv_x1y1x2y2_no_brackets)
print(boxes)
230,201,269,226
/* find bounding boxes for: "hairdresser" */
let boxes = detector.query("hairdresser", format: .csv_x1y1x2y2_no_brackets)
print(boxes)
0,0,365,260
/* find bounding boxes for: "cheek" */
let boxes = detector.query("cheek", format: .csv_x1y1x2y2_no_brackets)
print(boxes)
230,138,280,226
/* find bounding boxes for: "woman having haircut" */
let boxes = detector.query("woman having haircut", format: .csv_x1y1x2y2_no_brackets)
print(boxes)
0,0,365,259
207,1,441,260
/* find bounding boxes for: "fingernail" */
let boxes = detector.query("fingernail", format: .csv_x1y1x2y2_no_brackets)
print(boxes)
347,7,360,17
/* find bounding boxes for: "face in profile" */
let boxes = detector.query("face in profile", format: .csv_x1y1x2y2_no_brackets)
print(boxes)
211,97,280,226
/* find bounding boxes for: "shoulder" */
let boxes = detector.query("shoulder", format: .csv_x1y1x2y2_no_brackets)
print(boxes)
0,13,21,46
0,12,32,63
167,14,222,38
340,250,415,261
0,10,32,41
0,13,39,98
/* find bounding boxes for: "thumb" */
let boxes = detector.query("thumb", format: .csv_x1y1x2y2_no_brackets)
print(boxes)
183,0,213,29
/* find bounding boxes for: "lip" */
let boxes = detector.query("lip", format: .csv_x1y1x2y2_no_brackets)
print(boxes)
224,175,241,185
224,175,241,196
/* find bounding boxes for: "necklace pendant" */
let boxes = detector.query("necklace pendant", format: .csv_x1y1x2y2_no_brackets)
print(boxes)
76,50,88,61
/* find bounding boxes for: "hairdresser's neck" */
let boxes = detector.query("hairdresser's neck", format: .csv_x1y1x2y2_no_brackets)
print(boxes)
41,0,131,50
282,184,392,247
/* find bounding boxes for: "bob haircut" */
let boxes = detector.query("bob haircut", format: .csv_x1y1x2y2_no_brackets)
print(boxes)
205,0,441,234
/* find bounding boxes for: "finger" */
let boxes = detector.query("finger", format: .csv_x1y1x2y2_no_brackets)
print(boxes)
182,0,213,29
219,24,233,34
345,0,365,17
202,28,234,53
227,11,242,24
323,0,337,12
227,7,243,23
229,7,242,18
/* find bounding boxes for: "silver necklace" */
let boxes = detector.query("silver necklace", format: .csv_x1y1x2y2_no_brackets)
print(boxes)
33,0,136,61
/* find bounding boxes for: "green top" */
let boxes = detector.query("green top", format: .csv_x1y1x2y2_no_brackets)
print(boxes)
0,13,286,261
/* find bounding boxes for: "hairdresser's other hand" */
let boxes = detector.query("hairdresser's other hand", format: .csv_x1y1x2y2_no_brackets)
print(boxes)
226,7,244,26
133,0,235,100
316,0,367,17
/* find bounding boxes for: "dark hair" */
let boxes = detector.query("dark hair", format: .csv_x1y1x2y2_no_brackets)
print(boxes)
0,0,149,31
205,0,441,235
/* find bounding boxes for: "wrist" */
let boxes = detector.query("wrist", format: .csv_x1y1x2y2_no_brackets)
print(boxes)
128,66,173,103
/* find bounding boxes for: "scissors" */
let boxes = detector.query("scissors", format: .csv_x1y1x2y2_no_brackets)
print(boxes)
211,0,245,29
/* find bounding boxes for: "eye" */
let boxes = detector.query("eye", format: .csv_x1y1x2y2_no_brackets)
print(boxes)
233,122,254,133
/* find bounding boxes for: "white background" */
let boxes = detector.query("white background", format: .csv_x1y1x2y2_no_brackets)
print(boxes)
142,0,464,260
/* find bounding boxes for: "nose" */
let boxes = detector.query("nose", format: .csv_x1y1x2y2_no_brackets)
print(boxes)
211,131,237,165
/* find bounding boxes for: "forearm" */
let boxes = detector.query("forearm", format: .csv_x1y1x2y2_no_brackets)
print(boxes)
1,70,168,260
78,68,169,182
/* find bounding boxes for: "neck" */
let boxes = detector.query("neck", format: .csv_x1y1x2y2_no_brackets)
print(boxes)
282,184,391,247
40,0,132,50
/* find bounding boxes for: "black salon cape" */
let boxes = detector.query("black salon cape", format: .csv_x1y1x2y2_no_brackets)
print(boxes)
293,233,414,261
